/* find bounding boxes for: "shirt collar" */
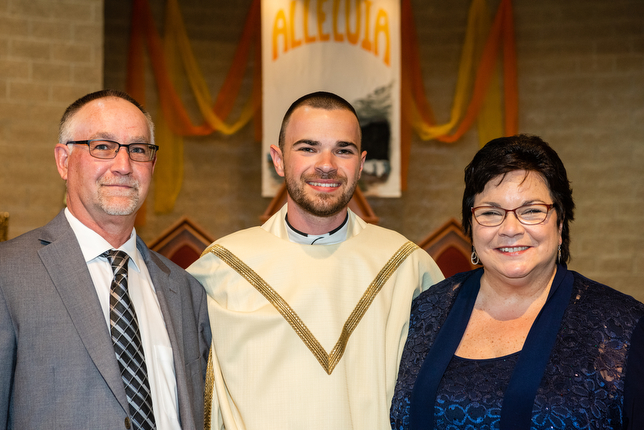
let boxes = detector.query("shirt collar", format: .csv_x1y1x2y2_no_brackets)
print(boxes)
284,212,349,245
64,208,142,272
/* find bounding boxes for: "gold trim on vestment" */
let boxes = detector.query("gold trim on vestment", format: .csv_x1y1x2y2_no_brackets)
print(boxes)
203,240,419,376
204,346,214,430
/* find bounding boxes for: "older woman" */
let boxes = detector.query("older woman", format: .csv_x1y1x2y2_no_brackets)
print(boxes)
391,135,644,430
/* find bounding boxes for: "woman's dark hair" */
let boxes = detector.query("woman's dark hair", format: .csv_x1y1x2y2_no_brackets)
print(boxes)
462,134,575,264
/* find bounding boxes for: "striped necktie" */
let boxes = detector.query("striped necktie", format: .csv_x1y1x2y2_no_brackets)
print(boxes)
104,250,156,430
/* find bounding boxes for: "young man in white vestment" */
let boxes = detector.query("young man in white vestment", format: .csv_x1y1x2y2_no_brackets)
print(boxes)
188,91,444,430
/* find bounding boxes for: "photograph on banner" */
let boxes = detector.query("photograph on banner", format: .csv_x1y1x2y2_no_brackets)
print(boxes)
262,0,401,197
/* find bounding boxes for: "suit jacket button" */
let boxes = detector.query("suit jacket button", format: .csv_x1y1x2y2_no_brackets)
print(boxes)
124,417,131,429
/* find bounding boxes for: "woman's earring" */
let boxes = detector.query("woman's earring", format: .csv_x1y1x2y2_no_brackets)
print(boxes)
558,245,561,264
471,248,480,265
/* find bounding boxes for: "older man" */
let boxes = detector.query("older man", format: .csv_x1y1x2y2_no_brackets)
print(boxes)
189,91,443,430
0,90,211,430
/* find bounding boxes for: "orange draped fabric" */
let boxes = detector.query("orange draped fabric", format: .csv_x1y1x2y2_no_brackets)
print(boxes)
127,0,261,136
436,0,518,142
126,0,516,208
401,0,517,142
126,0,261,212
400,0,518,187
128,0,210,135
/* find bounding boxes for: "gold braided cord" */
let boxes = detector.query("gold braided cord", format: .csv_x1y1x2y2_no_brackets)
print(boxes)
208,245,328,366
207,241,419,375
326,240,419,372
203,346,214,430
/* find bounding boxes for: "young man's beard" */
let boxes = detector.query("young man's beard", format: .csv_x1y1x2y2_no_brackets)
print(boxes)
285,172,358,218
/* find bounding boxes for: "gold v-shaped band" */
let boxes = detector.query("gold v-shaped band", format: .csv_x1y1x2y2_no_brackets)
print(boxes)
203,346,214,430
204,240,419,375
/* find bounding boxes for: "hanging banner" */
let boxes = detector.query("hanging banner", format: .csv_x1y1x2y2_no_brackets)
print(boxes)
261,0,401,197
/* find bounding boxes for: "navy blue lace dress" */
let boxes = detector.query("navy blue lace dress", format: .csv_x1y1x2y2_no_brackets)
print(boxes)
390,266,644,430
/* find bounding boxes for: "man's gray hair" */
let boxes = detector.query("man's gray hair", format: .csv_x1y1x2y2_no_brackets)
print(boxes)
58,89,154,146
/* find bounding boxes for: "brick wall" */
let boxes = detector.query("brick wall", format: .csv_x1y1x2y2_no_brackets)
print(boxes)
510,0,644,298
0,0,103,237
393,0,644,299
5,0,636,300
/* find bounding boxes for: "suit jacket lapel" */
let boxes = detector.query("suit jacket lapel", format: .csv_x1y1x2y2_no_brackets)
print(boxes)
38,212,129,413
139,239,183,338
139,239,194,429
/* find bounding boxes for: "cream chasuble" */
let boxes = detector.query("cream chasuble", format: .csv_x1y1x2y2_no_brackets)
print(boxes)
188,205,443,430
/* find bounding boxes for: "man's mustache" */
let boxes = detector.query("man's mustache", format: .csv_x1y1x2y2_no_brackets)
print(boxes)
98,177,140,190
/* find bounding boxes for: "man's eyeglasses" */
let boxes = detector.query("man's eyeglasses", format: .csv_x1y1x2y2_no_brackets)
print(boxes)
66,139,159,162
471,203,555,227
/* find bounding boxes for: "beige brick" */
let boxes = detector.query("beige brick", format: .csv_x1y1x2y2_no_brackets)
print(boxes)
4,0,644,294
615,54,644,72
51,2,94,22
631,107,644,129
0,149,30,171
0,102,30,118
72,65,101,85
51,84,98,104
9,0,51,19
523,57,579,76
0,0,103,242
8,81,49,102
0,59,30,79
596,38,637,56
0,39,7,57
30,20,73,41
577,56,616,74
576,237,617,256
28,104,65,124
5,201,63,237
90,3,103,24
635,253,644,275
51,44,92,63
8,122,53,146
8,113,54,132
24,183,65,210
72,23,102,46
633,37,644,53
602,235,639,257
10,39,50,60
24,147,60,170
596,257,634,275
0,16,29,37
33,62,71,83
619,200,644,221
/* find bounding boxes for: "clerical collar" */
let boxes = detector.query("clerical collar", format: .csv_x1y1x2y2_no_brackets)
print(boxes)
284,213,349,245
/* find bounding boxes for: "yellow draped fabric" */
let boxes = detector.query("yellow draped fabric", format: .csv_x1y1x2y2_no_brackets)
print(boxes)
126,0,516,210
127,0,261,212
402,0,492,141
399,0,517,187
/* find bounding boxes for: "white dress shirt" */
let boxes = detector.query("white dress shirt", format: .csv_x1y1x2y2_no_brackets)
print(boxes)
64,208,181,430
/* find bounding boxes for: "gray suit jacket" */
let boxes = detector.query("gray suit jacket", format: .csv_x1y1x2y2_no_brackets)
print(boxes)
0,211,211,429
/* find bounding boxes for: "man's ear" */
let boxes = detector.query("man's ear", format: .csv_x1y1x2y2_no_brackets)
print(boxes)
54,143,70,180
357,150,367,179
270,144,285,178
